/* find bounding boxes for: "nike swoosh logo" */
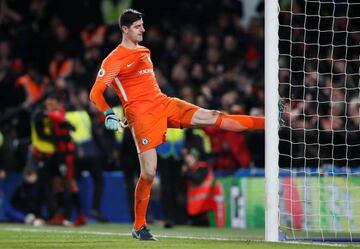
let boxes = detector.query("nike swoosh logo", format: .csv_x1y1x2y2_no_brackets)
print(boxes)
127,62,134,68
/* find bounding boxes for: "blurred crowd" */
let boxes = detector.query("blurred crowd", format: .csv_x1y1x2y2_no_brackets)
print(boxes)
278,0,360,167
0,0,265,174
0,0,265,226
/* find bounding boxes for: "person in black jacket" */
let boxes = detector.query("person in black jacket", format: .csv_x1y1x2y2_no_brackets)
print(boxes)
121,128,141,221
5,168,45,226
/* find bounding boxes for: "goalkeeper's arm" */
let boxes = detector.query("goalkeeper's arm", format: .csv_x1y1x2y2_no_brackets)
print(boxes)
90,81,127,130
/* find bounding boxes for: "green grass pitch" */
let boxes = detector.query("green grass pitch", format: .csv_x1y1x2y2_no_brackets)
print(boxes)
0,223,359,249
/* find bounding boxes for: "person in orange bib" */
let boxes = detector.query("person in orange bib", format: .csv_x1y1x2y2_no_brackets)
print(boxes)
89,9,265,241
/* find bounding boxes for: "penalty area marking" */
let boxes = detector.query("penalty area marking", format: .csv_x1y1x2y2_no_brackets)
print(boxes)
1,227,359,247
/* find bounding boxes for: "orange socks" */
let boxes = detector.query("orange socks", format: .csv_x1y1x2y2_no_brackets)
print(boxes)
215,113,265,131
134,176,154,230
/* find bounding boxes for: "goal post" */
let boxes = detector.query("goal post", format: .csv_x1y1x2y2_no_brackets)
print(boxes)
265,0,360,242
265,0,280,243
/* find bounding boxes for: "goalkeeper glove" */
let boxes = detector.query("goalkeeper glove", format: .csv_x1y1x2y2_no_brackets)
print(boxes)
119,117,128,128
104,109,120,131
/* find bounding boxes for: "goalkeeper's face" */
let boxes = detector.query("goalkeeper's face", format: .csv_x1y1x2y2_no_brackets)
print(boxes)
123,19,145,43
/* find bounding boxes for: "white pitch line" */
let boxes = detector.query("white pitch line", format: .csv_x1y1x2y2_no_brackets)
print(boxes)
2,227,360,248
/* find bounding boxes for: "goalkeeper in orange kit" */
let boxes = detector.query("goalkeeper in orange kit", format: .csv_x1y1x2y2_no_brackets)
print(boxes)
89,9,264,241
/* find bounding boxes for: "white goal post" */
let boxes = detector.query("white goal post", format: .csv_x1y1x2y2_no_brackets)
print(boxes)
265,0,280,243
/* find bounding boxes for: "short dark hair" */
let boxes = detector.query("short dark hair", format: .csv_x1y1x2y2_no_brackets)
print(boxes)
119,9,143,29
45,91,61,101
23,167,37,176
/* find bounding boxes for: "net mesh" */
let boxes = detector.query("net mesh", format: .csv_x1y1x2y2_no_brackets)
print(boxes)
277,0,360,240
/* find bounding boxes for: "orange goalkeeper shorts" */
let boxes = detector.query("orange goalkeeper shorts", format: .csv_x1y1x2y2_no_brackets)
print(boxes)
128,97,199,153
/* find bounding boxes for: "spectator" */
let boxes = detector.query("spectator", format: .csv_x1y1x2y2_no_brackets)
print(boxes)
120,127,140,221
157,129,185,228
182,151,213,226
67,89,108,222
47,95,86,226
5,168,45,226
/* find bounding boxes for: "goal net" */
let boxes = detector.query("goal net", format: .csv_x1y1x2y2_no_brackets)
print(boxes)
265,0,360,242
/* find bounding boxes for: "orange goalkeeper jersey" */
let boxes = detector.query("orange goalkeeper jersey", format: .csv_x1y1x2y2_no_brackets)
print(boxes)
89,44,167,120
